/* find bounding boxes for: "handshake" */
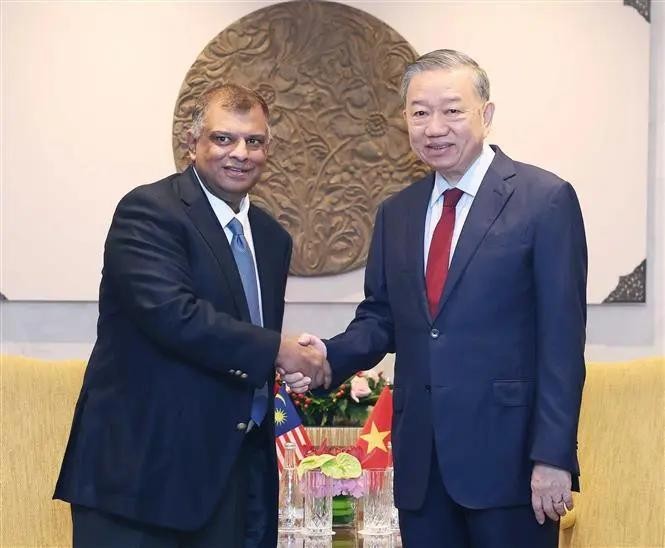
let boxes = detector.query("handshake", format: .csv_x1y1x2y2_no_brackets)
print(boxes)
275,333,330,393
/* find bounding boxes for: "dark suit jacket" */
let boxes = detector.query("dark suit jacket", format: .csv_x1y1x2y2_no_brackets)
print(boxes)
54,166,292,530
326,146,587,511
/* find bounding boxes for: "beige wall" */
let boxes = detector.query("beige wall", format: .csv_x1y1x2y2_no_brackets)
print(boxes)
1,1,662,365
1,0,650,303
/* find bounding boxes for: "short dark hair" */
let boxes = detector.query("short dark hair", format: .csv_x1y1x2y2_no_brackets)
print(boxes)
190,83,271,139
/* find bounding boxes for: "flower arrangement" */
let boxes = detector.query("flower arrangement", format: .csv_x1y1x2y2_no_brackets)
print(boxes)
298,445,365,498
297,445,365,527
289,369,392,427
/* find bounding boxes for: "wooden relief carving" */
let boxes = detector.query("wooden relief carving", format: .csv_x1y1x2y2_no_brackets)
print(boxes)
173,0,427,275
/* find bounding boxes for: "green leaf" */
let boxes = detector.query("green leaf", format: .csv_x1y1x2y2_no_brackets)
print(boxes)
297,454,336,477
320,453,362,479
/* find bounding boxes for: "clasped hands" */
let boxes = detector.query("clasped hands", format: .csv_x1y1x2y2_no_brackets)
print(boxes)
276,332,330,391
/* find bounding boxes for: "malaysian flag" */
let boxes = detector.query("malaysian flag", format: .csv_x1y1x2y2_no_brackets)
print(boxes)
274,384,312,472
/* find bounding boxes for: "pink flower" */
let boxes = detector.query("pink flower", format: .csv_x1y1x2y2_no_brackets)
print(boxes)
333,477,365,498
350,376,371,402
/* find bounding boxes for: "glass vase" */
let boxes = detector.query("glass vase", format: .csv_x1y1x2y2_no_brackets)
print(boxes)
359,468,392,536
302,470,334,536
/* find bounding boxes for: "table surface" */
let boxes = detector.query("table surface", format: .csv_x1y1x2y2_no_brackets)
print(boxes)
278,528,402,547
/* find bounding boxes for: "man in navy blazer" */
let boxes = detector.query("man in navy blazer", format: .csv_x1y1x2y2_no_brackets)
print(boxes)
293,50,587,547
54,84,328,547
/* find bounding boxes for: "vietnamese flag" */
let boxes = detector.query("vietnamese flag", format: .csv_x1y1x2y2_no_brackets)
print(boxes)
356,386,393,469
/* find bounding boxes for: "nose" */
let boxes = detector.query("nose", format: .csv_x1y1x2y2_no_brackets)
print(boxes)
424,111,449,137
229,139,248,161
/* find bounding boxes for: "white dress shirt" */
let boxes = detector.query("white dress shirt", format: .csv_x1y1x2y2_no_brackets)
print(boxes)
193,167,264,325
424,144,495,271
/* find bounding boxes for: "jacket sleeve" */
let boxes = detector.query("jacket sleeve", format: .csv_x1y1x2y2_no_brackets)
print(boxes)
103,188,281,387
325,202,396,389
529,181,587,474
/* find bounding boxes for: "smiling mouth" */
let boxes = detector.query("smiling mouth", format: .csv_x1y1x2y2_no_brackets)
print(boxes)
223,166,252,175
427,143,453,151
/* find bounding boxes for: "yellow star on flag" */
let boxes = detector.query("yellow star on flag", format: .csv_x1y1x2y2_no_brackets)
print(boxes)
360,422,390,454
274,408,286,426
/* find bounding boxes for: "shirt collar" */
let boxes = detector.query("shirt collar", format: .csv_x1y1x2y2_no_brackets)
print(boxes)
431,143,495,207
193,166,250,229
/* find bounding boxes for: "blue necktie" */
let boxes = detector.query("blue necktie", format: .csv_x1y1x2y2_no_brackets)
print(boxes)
228,218,268,425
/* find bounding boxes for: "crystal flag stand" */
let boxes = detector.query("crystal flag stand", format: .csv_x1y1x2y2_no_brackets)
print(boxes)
386,442,400,532
278,442,303,533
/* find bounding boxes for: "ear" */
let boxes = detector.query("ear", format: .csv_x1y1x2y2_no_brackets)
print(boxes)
186,131,197,163
482,102,495,133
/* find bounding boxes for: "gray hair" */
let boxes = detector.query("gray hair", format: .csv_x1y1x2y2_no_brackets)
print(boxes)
190,83,271,141
400,49,490,103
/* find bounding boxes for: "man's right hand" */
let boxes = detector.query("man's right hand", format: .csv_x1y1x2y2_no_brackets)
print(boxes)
275,336,330,390
297,332,327,358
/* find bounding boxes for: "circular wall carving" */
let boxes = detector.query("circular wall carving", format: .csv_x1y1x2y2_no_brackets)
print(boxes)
173,0,427,275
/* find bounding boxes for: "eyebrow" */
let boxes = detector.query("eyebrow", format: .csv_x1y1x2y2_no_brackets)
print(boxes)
409,96,463,107
210,131,267,140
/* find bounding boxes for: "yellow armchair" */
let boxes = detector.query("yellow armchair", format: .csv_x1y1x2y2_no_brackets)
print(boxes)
1,355,84,547
560,357,664,547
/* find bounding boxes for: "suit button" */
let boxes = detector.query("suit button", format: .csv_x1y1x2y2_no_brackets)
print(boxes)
430,329,440,339
235,370,243,376
236,422,247,431
229,369,235,374
425,385,431,392
240,373,248,379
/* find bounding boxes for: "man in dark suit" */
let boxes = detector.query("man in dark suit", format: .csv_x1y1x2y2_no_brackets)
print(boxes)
54,83,328,548
292,50,587,547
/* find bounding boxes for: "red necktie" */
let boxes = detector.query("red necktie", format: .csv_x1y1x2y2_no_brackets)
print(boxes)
425,188,464,316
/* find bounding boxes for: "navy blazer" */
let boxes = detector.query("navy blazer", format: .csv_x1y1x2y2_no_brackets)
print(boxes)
54,167,292,530
326,146,587,511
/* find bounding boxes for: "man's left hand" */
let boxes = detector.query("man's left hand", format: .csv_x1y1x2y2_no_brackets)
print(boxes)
531,462,573,524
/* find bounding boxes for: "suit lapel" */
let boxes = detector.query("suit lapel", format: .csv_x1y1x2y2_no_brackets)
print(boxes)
433,147,517,320
405,173,436,323
177,167,251,322
248,206,280,331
